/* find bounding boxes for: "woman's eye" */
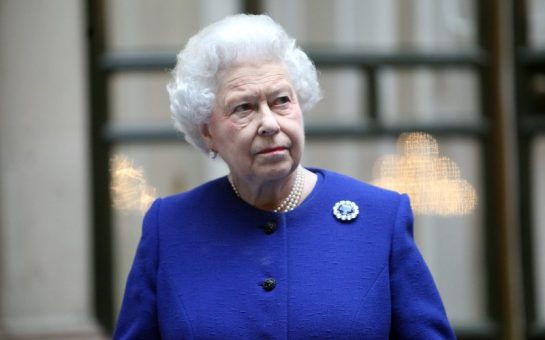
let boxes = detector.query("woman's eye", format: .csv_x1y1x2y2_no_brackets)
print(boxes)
274,96,290,106
232,103,252,114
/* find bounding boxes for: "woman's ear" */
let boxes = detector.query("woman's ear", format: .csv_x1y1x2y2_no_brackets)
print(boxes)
200,123,214,148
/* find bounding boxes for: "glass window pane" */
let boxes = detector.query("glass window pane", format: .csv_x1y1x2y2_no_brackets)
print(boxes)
528,0,545,49
104,0,240,51
379,67,480,124
265,0,477,50
414,137,486,326
304,138,396,180
396,0,477,50
306,68,367,125
264,0,338,47
109,72,172,126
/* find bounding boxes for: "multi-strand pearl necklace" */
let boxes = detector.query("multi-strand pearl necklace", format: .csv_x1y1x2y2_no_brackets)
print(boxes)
227,167,304,213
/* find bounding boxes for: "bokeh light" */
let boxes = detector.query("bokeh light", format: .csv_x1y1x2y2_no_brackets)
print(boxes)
372,132,478,216
110,154,157,214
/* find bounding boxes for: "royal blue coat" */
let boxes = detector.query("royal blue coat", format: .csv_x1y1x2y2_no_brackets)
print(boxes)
114,168,456,339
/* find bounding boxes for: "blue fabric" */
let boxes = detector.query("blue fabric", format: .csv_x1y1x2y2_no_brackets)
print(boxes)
114,168,456,339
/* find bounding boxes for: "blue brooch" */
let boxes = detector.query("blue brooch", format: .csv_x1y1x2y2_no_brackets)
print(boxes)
333,200,359,222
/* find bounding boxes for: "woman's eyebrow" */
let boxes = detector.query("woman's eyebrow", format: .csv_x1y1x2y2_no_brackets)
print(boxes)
223,91,258,107
267,83,293,96
222,80,293,104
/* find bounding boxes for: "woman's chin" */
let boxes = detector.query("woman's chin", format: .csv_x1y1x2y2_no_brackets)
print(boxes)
253,161,297,181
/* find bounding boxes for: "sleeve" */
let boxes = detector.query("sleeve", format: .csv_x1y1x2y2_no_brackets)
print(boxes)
389,194,457,339
113,199,162,339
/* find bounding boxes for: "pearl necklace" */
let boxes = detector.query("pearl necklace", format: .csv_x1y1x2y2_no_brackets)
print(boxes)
227,167,305,213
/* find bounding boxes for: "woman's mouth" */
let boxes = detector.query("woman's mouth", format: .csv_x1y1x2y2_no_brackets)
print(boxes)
258,146,287,154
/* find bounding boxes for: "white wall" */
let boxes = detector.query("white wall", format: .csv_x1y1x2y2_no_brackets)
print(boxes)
0,0,103,338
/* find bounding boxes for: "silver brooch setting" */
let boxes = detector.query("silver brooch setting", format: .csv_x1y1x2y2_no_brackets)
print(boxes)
333,200,359,222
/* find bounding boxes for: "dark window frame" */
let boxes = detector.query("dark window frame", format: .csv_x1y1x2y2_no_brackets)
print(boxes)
514,0,545,338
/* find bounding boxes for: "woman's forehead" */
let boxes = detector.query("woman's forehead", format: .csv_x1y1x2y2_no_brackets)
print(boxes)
219,62,293,91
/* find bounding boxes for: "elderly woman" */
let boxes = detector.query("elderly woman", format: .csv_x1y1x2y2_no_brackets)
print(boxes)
114,14,455,339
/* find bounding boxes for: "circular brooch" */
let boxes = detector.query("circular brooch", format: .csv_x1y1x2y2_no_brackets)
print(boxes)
333,200,359,222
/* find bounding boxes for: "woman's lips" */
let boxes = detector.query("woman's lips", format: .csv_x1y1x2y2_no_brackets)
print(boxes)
258,146,287,154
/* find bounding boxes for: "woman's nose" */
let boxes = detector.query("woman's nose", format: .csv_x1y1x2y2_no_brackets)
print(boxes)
257,104,280,136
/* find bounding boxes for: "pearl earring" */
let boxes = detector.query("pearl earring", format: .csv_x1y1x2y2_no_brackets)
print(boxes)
209,150,217,159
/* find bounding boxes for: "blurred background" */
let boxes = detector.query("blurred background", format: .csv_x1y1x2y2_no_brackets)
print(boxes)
0,0,544,339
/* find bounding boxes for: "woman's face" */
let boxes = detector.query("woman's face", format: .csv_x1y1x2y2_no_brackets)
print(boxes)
201,62,305,183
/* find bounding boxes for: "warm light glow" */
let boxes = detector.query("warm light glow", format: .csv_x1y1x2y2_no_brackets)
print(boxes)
372,132,478,216
110,154,157,214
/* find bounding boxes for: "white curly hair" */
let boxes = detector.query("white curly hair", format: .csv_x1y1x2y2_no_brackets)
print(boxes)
166,14,322,155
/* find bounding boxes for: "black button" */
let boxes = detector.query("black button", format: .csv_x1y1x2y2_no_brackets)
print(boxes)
261,278,276,292
263,221,277,235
